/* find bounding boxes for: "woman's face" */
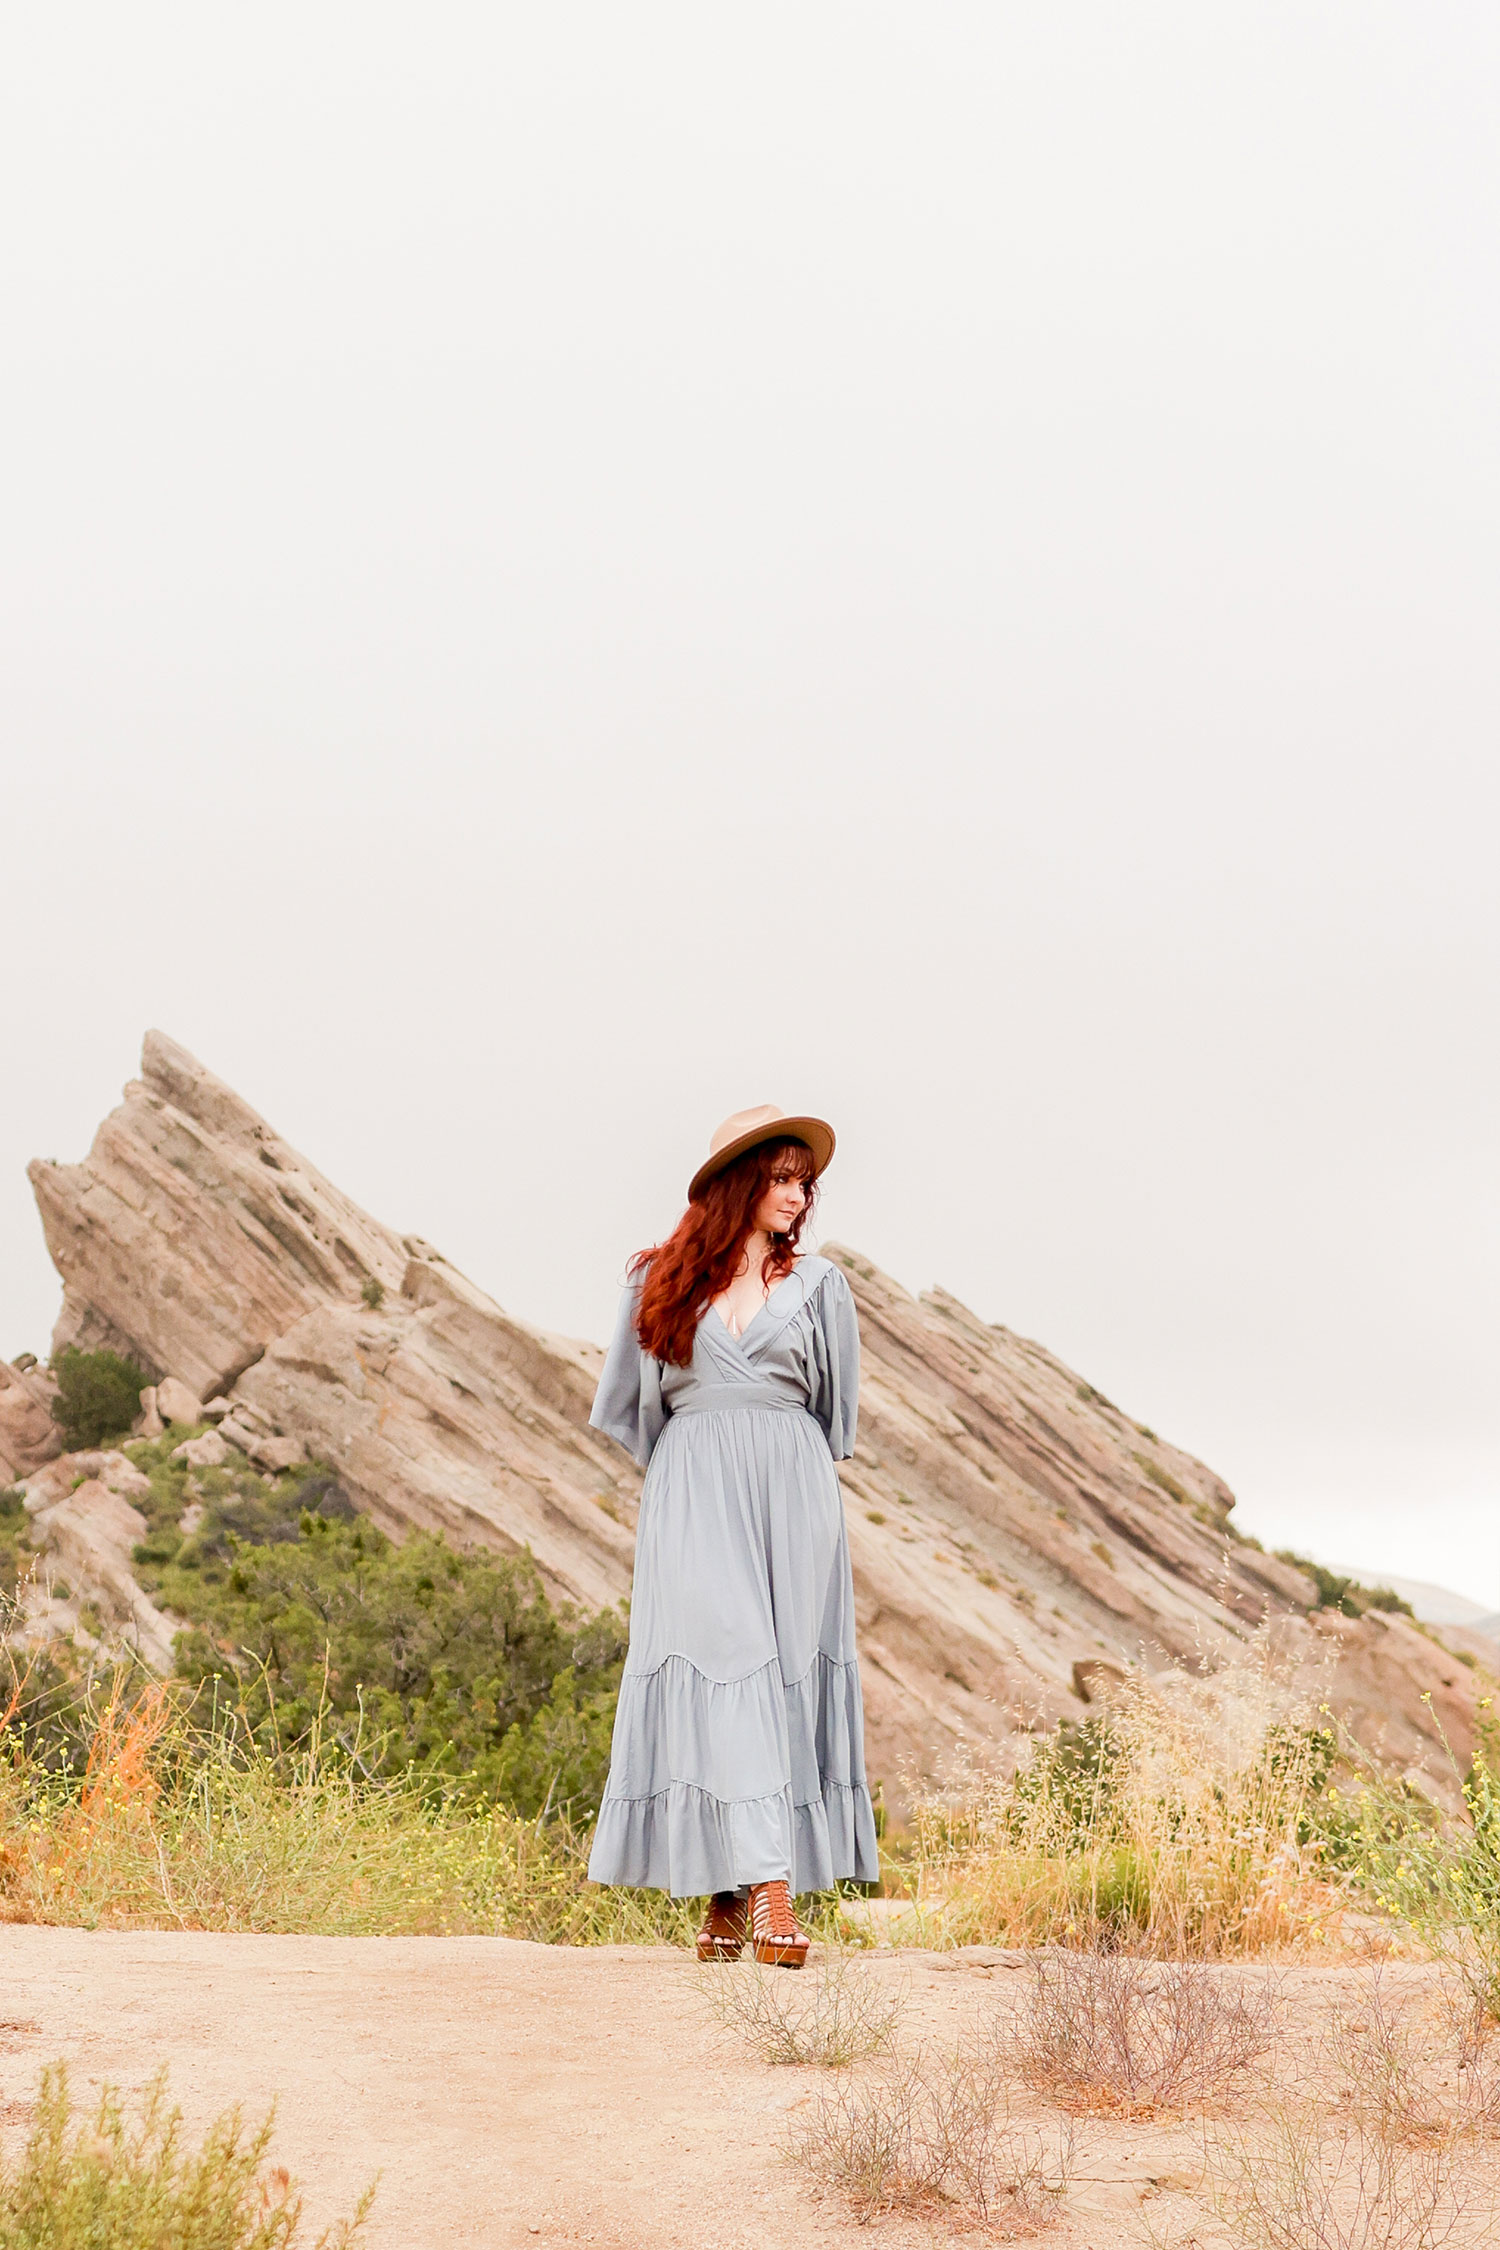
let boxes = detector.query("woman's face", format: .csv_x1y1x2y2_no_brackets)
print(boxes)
753,1161,811,1237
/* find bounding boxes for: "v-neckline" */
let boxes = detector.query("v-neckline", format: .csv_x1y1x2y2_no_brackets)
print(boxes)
708,1264,800,1346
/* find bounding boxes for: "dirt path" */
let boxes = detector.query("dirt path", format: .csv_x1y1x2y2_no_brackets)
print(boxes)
0,1928,968,2249
0,1929,1484,2248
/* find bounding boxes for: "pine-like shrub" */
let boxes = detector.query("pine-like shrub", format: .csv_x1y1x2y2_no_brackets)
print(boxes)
49,1347,148,1451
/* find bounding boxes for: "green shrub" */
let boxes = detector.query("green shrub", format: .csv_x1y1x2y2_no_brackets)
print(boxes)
1010,1715,1124,1844
10,1424,628,1828
49,1347,148,1451
110,1433,626,1821
166,1514,627,1817
1273,1550,1415,1620
0,1491,35,1609
0,2061,371,2246
359,1278,384,1310
485,1664,621,1819
900,1638,1352,1953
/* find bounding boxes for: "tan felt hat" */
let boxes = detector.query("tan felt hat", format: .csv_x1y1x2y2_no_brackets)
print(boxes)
688,1104,836,1204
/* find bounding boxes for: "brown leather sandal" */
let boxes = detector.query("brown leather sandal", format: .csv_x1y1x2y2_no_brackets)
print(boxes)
696,1891,747,1962
748,1879,810,1969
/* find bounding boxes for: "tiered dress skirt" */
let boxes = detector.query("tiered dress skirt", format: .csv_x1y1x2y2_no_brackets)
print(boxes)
586,1260,881,1898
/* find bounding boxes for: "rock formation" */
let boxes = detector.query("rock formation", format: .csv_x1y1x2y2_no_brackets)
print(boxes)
0,1357,62,1484
21,1032,1494,1802
823,1250,1489,1796
17,1449,178,1673
28,1033,638,1614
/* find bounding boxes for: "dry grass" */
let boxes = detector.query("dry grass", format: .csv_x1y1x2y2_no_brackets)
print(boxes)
900,1632,1345,1956
0,2062,373,2247
0,1684,694,1946
1009,1947,1276,2117
699,1950,906,2068
1182,1971,1500,2248
1320,1971,1500,2146
789,2038,1070,2234
1208,2105,1493,2250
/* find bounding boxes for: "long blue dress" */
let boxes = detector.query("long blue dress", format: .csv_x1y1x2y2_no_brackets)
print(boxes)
586,1254,881,1898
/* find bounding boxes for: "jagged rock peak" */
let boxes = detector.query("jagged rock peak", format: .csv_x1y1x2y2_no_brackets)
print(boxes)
27,1033,638,1614
29,1031,409,1399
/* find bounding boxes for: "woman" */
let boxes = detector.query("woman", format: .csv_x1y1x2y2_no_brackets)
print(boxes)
587,1104,880,1967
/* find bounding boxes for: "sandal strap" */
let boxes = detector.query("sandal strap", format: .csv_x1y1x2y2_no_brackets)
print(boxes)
700,1893,746,1941
750,1880,805,1941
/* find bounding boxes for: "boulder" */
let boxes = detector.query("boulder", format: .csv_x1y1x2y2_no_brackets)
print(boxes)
156,1377,205,1427
26,1472,178,1672
0,1359,62,1482
19,1450,153,1511
248,1434,306,1473
133,1385,165,1439
1072,1659,1128,1705
170,1429,229,1469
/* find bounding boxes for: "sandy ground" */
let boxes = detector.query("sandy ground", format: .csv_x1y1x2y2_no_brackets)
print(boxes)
0,1929,1494,2248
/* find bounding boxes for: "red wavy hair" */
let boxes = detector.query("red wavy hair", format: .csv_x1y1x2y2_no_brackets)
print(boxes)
632,1138,819,1367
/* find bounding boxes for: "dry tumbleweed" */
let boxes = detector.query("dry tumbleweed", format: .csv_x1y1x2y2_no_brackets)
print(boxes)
1011,1946,1275,2116
789,2038,1071,2233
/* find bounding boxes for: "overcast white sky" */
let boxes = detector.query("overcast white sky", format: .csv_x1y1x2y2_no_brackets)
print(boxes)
2,6,1496,1600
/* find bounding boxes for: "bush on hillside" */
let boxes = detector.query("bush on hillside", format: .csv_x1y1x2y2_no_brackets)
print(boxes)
895,1633,1358,1954
2,1427,627,1824
171,1515,627,1816
114,1434,627,1820
49,1346,148,1451
0,1486,36,1606
1273,1550,1415,1620
0,1575,148,1775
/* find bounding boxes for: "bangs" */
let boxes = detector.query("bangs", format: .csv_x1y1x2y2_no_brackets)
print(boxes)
766,1137,817,1179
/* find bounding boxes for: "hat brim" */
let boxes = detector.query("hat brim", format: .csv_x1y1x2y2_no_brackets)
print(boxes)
687,1115,836,1205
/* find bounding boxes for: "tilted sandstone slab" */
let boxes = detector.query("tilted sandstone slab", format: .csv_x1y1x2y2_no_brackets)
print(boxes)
820,1249,1490,1798
16,1450,178,1673
29,1032,410,1400
0,1359,62,1483
28,1036,639,1614
25,1034,1494,1799
222,1247,638,1614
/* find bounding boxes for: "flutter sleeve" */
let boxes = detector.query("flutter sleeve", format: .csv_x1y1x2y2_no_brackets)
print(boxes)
806,1264,861,1461
589,1276,667,1468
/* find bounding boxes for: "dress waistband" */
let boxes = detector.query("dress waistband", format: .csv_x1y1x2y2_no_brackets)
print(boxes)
670,1383,808,1416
